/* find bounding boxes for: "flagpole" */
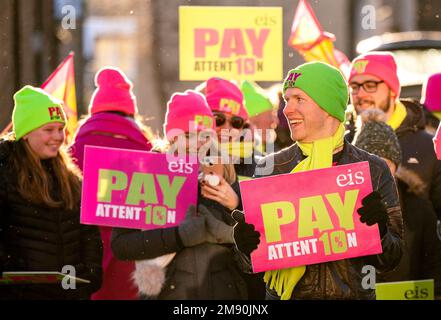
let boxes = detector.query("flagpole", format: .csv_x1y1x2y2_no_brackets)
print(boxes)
0,122,12,136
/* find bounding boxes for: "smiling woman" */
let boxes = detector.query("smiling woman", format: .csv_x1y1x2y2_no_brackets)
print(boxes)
0,85,103,300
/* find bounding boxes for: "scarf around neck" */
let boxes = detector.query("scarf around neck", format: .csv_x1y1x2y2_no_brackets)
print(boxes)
263,123,345,300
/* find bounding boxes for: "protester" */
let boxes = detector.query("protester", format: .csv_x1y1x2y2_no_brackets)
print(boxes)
111,90,256,300
241,81,278,155
354,108,441,298
348,52,441,221
242,61,403,300
69,67,152,300
203,77,257,179
0,86,102,300
265,84,293,151
421,73,441,135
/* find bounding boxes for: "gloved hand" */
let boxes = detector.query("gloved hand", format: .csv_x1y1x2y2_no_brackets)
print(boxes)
200,205,234,244
178,205,209,247
357,191,388,238
231,210,261,256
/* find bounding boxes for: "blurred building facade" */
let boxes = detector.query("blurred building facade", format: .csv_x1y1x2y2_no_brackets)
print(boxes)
1,0,440,134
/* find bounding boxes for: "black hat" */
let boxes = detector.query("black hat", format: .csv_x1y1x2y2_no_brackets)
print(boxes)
354,109,402,167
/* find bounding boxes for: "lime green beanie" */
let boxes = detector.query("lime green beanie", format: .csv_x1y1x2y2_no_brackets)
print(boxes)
241,81,274,117
283,62,348,122
12,86,66,140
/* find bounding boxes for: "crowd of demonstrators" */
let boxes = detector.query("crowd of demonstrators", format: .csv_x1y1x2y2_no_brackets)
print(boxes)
69,67,152,300
252,61,403,300
2,50,441,301
421,73,441,135
110,90,256,300
348,52,441,223
354,108,441,298
0,86,102,300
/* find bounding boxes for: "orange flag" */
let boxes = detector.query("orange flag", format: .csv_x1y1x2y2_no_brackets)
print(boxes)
288,0,350,77
1,52,79,140
41,52,78,141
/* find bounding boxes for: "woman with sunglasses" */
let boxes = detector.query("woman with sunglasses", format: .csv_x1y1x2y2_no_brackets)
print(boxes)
111,90,251,300
203,78,266,299
203,77,259,180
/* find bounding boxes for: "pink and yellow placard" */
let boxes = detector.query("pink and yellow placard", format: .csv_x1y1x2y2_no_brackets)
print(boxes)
240,161,382,273
179,6,283,81
81,146,198,230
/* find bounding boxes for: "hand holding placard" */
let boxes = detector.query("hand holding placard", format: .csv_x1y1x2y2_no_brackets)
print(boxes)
239,162,383,273
232,210,261,256
357,191,388,237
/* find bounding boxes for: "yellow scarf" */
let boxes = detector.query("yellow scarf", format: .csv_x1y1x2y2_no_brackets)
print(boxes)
433,112,441,121
387,101,407,130
219,141,254,159
263,123,345,300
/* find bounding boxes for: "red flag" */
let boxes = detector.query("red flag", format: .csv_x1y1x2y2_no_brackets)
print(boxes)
288,0,350,77
42,52,78,141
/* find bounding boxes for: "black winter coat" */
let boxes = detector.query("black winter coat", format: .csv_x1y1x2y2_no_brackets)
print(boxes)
377,166,441,297
0,140,103,300
111,183,248,300
254,140,403,299
389,100,441,220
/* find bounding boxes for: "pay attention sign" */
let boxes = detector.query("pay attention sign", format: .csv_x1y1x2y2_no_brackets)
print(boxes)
179,6,283,81
81,146,198,230
240,162,383,273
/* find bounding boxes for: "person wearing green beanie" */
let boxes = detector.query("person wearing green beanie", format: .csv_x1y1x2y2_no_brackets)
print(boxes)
12,85,67,141
0,85,103,299
241,81,278,154
232,61,403,300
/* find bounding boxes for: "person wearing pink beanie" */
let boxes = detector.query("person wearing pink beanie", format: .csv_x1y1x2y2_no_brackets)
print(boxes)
89,67,138,116
164,90,215,142
110,89,253,300
69,67,152,300
421,73,441,135
203,77,258,180
349,52,441,222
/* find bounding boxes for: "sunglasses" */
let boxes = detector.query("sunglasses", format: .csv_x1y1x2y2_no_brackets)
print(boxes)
214,112,246,129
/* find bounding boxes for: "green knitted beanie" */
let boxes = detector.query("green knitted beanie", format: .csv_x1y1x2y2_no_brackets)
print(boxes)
283,62,349,122
241,81,274,117
12,86,66,140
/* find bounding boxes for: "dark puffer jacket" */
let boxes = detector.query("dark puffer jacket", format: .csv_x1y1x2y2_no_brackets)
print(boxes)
377,166,441,297
389,99,441,220
111,186,248,300
0,140,103,300
254,140,403,300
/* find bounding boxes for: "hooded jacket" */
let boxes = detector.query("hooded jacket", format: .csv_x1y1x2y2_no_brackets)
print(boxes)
69,112,152,300
254,140,403,299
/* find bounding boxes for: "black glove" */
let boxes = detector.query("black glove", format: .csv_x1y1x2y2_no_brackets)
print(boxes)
178,205,209,247
231,210,261,256
357,191,388,238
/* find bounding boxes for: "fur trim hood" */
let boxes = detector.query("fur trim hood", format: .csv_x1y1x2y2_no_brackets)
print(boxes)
395,165,428,198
